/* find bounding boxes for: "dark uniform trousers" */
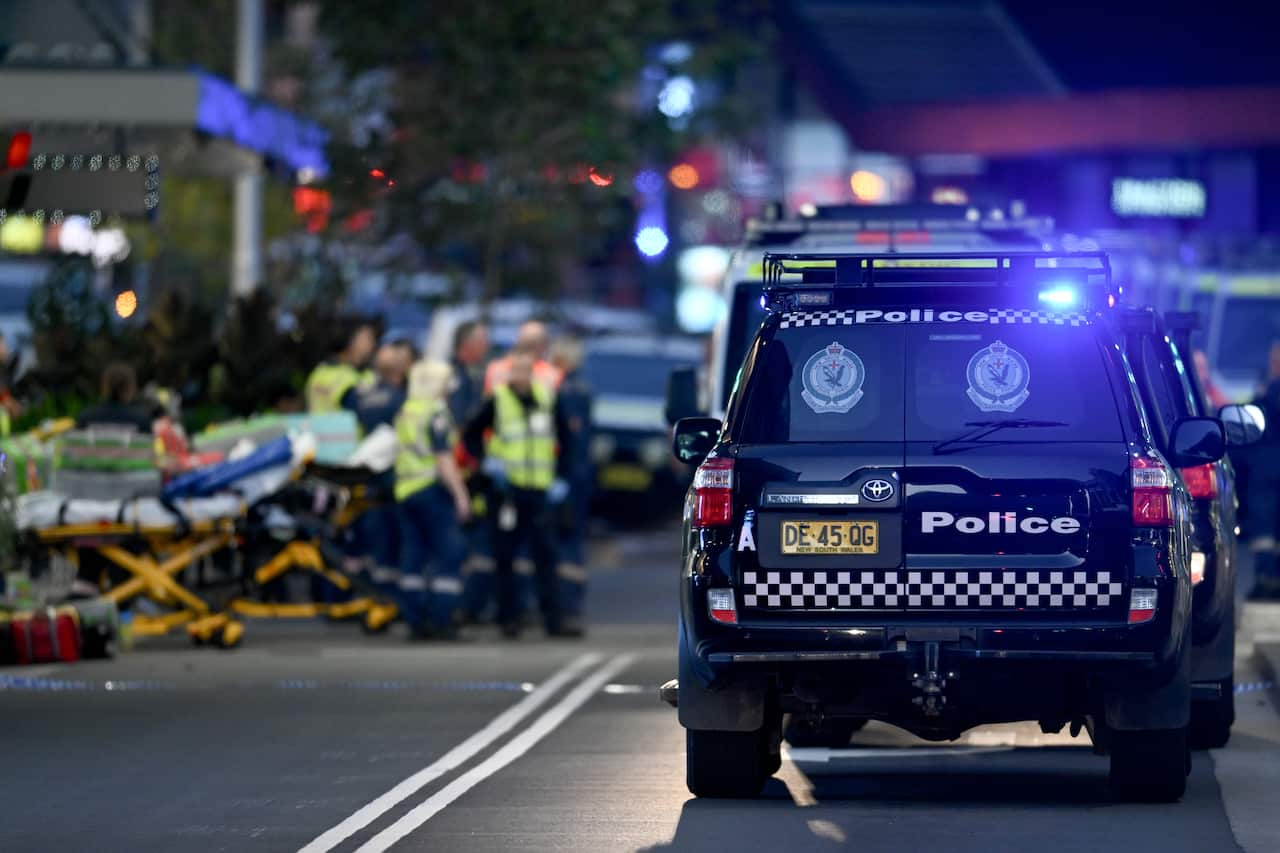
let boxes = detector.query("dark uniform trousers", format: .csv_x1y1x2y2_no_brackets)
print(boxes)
493,487,562,631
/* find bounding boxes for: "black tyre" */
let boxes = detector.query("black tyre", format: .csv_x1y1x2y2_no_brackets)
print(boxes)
1189,678,1234,750
783,717,866,749
686,729,769,798
1109,727,1190,802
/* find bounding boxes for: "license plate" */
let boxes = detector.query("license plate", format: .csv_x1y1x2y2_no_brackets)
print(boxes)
599,464,652,492
781,520,879,555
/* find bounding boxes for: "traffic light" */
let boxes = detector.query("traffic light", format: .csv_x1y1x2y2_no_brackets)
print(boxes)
5,132,31,170
2,130,32,211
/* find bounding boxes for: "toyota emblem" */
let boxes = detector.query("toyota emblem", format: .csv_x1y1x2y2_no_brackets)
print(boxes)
861,478,894,502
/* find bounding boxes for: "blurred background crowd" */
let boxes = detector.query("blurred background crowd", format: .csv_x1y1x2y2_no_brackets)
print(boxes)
4,0,1280,615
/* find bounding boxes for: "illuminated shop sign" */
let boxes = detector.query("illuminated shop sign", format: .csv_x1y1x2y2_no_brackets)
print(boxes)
1111,177,1205,218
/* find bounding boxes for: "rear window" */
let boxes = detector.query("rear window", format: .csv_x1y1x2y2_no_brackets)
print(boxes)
585,352,697,397
739,317,1123,443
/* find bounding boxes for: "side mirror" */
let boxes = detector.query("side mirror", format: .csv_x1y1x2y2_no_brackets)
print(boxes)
665,366,702,427
672,417,721,467
1168,416,1225,468
1220,403,1266,447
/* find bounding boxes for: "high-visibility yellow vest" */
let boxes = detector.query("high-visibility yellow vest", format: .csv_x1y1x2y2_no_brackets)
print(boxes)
491,384,556,491
394,397,451,500
306,363,363,413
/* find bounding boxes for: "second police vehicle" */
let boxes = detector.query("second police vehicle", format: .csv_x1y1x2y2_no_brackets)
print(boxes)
664,251,1264,802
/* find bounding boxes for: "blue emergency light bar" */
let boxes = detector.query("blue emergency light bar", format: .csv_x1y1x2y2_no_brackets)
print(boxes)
761,251,1117,313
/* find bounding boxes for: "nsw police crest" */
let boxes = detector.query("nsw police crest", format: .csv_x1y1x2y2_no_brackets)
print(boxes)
801,342,865,414
966,340,1031,413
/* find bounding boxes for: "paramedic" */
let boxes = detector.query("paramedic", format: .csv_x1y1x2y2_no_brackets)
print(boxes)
394,361,471,639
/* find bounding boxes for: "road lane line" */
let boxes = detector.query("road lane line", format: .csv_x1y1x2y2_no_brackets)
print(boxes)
354,653,638,853
299,652,603,853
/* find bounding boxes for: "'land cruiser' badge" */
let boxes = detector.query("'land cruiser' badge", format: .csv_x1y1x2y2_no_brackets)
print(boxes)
966,340,1031,413
801,342,866,414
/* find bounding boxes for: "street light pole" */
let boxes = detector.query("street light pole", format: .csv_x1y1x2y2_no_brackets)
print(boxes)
232,0,264,297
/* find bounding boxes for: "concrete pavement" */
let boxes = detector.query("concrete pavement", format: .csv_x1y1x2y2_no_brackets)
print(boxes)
1,526,1279,852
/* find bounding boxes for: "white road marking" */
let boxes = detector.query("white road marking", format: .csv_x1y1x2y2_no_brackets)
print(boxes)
298,652,603,853
354,653,638,853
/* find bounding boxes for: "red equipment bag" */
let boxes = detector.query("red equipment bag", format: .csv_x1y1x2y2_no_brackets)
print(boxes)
11,607,81,665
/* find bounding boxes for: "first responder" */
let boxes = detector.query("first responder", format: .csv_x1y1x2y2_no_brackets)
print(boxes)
447,320,490,427
548,336,593,630
351,337,413,588
394,360,472,639
464,347,579,638
445,320,499,623
306,318,377,414
483,320,562,394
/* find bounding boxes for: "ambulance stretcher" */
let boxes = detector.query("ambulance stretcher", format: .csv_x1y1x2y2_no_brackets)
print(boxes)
14,429,401,647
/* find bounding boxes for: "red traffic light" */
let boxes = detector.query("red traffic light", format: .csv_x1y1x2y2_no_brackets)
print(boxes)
5,132,31,170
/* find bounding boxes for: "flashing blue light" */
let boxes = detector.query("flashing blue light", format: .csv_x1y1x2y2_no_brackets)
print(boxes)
1038,285,1079,309
635,226,669,257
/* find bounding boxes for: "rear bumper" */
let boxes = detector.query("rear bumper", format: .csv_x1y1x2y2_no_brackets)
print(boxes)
681,568,1189,688
709,648,1154,664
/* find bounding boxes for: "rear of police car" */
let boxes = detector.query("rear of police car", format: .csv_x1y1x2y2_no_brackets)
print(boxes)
673,252,1212,802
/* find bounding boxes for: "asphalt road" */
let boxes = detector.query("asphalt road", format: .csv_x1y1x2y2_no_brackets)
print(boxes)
3,524,1279,853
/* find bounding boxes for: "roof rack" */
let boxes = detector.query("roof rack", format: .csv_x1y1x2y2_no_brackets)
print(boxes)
761,250,1113,307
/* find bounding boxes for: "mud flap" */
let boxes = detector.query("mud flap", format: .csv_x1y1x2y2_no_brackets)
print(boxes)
677,623,764,732
1104,632,1191,732
1191,603,1235,686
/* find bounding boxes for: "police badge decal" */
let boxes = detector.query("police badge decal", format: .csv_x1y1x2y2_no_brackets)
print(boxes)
966,340,1031,413
801,342,866,414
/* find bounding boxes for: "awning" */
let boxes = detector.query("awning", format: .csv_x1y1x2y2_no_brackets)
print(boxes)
0,67,328,178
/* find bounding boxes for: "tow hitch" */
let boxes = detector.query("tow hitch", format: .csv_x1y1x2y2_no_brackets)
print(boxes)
909,641,958,717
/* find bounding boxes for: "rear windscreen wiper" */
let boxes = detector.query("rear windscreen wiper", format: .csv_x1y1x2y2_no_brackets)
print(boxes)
932,419,1069,455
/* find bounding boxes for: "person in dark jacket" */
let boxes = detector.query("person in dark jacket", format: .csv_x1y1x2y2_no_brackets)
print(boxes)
549,336,593,627
76,363,156,432
348,336,414,591
447,320,489,427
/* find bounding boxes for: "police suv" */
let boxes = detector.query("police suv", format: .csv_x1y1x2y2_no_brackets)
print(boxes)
665,251,1256,802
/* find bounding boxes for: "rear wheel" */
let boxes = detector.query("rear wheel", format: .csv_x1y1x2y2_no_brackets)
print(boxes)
686,729,770,798
1108,727,1190,802
783,717,866,749
1189,677,1234,750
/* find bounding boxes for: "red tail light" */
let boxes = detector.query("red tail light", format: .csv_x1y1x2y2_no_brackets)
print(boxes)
707,588,738,624
5,132,31,170
1128,587,1157,624
1131,455,1173,527
1179,463,1218,500
692,457,734,529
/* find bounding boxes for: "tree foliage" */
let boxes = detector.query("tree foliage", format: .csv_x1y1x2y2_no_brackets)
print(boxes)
318,0,770,297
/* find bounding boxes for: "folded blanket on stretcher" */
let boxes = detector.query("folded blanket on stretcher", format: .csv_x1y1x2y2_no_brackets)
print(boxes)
14,461,299,531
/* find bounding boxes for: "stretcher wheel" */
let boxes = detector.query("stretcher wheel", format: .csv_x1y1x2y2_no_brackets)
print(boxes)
362,603,398,634
218,621,245,649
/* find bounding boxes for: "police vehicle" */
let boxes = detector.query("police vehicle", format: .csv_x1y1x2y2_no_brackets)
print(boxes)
680,205,1057,424
1121,308,1265,747
663,251,1261,802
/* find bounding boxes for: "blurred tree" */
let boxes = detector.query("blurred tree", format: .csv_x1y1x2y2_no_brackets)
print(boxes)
139,286,221,398
213,289,298,416
23,259,120,402
317,0,769,298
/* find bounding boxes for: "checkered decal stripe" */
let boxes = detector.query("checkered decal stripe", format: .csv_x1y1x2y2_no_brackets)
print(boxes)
779,310,857,328
985,308,1087,326
777,309,1088,328
740,570,1123,609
